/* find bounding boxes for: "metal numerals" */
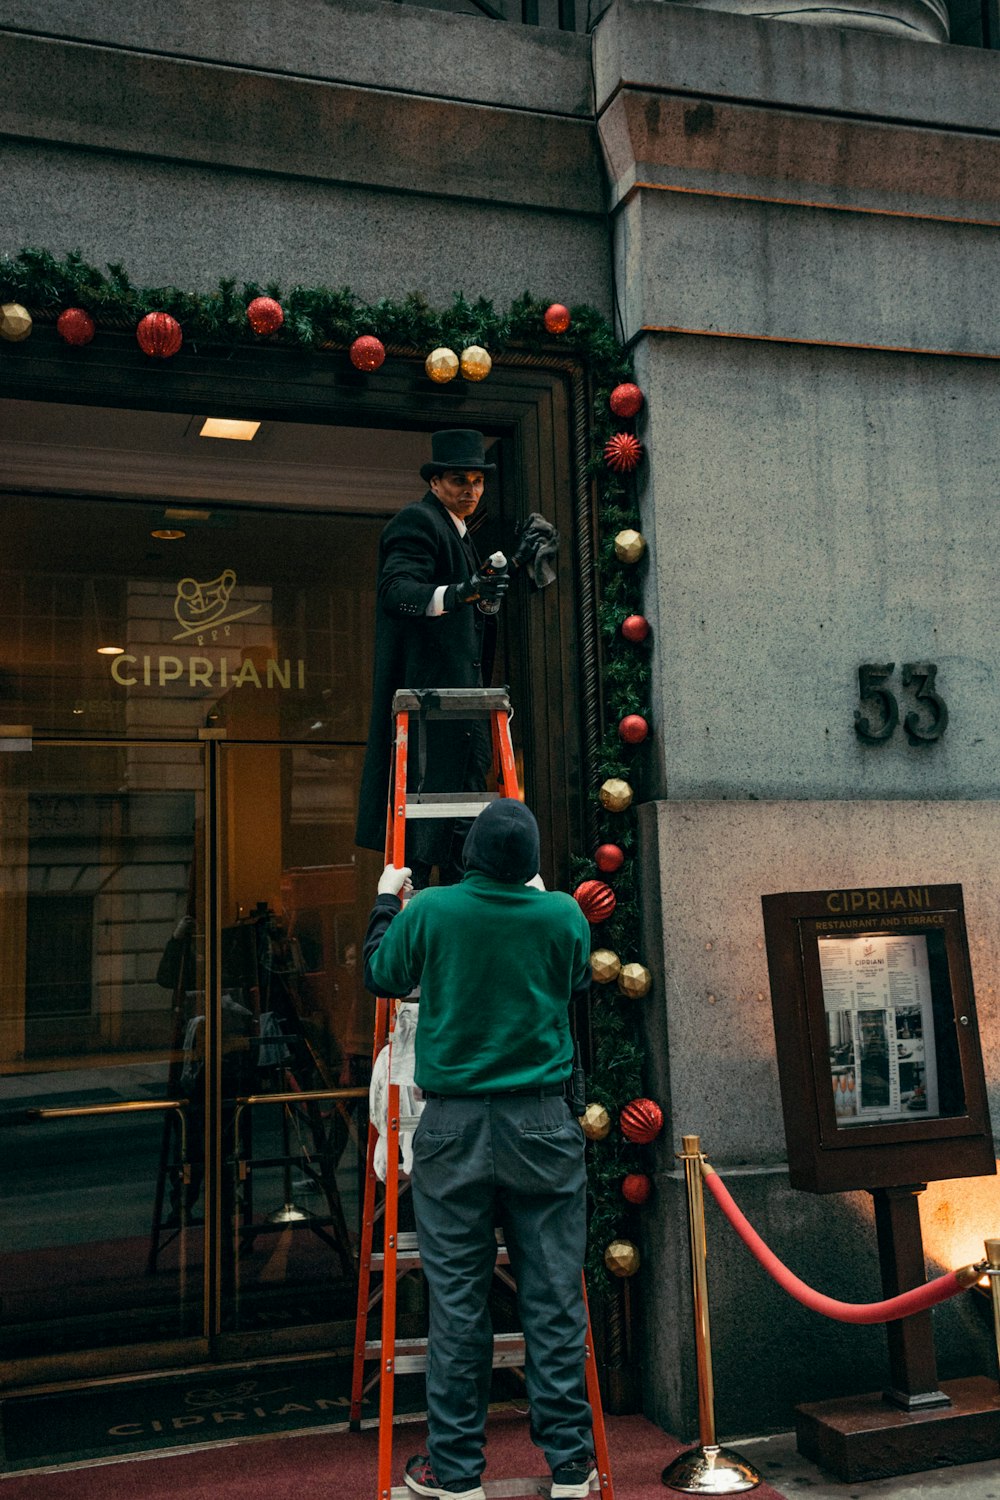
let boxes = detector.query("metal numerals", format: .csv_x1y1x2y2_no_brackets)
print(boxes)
854,662,948,745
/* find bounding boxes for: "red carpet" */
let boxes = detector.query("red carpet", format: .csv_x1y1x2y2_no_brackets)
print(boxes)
0,1413,788,1499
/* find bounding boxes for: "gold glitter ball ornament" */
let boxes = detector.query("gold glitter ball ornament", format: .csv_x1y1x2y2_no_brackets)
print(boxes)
599,777,633,813
618,962,652,999
460,345,492,382
613,529,646,564
590,949,621,985
0,303,32,341
604,1239,641,1278
426,347,459,383
580,1103,612,1140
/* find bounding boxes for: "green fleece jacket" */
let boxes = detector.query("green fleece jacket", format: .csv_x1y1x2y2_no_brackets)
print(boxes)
365,872,591,1094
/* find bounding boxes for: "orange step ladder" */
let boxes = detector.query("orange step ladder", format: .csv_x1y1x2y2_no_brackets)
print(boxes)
350,687,615,1500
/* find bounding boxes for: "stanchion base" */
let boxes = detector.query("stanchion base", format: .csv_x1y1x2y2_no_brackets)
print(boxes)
661,1444,761,1493
796,1375,1000,1482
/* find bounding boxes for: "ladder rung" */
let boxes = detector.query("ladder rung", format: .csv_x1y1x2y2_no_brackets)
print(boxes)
369,1229,510,1274
365,1332,526,1372
392,688,511,716
390,1483,548,1499
404,794,498,819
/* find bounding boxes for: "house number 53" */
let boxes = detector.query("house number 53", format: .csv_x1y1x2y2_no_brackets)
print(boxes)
854,662,948,745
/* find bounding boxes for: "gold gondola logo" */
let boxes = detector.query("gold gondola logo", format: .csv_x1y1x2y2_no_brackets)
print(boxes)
173,568,262,642
107,567,306,691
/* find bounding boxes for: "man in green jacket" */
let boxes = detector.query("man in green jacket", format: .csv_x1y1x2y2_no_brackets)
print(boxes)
363,798,596,1500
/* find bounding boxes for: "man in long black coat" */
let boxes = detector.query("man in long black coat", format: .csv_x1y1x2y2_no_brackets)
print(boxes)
355,430,509,884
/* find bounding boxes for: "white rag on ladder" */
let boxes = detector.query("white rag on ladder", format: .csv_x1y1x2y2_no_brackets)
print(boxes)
369,1002,424,1181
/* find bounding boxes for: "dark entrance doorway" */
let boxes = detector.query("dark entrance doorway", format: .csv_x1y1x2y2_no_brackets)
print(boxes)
0,364,592,1391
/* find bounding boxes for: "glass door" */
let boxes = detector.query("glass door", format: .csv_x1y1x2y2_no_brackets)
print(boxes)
0,488,386,1379
0,742,207,1367
214,743,376,1348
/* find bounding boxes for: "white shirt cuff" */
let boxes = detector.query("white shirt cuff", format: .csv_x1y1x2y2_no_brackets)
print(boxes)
425,585,449,617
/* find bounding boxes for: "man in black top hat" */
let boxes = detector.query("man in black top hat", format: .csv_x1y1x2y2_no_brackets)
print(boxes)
355,430,512,885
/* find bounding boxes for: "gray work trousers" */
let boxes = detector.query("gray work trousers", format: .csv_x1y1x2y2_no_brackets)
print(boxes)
410,1092,592,1484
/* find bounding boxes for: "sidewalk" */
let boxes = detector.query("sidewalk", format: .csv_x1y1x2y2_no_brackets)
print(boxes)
741,1431,999,1500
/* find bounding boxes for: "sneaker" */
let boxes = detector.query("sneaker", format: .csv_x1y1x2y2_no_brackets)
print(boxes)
403,1453,486,1500
551,1458,598,1498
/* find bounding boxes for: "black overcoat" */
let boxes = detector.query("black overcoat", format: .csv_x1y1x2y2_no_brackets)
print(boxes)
355,492,495,852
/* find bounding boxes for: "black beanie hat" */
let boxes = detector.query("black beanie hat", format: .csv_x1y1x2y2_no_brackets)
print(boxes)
463,799,540,884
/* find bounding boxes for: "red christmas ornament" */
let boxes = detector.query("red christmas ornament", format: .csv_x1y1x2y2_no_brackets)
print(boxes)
573,879,617,925
595,843,625,874
350,334,386,372
622,1172,653,1205
136,311,182,359
621,614,650,643
604,433,643,473
609,382,644,418
620,1098,664,1145
56,307,95,346
246,296,284,335
544,302,571,335
619,713,649,745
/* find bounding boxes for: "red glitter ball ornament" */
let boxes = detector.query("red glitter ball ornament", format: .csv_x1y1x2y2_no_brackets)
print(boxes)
604,433,643,473
543,302,571,334
350,335,386,372
620,1098,664,1145
595,843,624,874
621,614,650,643
609,382,644,418
622,1172,653,1205
619,713,649,745
56,307,95,346
573,879,617,925
136,311,182,359
246,296,284,335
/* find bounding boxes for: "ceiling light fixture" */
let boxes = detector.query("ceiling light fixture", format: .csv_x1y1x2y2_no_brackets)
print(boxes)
97,645,125,656
199,418,261,441
151,528,186,540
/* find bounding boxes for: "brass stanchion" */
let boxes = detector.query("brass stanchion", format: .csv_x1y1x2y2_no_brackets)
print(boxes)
984,1238,1000,1384
662,1136,762,1495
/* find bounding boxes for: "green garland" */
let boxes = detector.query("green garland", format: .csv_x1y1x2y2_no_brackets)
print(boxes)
1,248,653,1294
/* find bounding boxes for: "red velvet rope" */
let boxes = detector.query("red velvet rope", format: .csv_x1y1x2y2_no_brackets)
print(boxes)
703,1165,973,1324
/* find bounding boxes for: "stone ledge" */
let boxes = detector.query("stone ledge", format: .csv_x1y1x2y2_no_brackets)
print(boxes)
600,90,1000,223
0,0,594,117
0,31,603,214
594,0,1000,135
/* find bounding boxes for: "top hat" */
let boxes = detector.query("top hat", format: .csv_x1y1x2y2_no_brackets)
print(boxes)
420,429,496,482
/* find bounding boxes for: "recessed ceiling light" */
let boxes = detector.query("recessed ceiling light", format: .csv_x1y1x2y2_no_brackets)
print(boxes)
199,418,260,441
151,528,186,540
97,645,125,656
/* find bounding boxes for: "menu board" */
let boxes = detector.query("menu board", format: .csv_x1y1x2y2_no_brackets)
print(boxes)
819,933,939,1125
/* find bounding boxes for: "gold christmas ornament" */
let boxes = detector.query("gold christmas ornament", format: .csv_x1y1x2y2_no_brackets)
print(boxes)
604,1239,641,1278
0,302,32,342
425,346,459,383
580,1103,612,1140
460,344,492,381
618,962,652,999
613,528,646,565
590,948,621,985
599,777,633,813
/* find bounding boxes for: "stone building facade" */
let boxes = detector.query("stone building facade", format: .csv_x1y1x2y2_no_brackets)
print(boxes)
2,0,998,1441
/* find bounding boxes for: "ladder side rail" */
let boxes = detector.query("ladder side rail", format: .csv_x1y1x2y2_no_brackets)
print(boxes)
350,1037,384,1424
352,703,406,1426
582,1276,616,1500
377,1021,402,1500
491,708,519,801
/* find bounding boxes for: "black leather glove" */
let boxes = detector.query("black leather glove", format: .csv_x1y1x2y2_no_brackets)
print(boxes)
444,567,510,611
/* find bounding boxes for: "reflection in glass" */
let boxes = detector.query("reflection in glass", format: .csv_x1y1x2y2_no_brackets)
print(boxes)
0,746,205,1357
